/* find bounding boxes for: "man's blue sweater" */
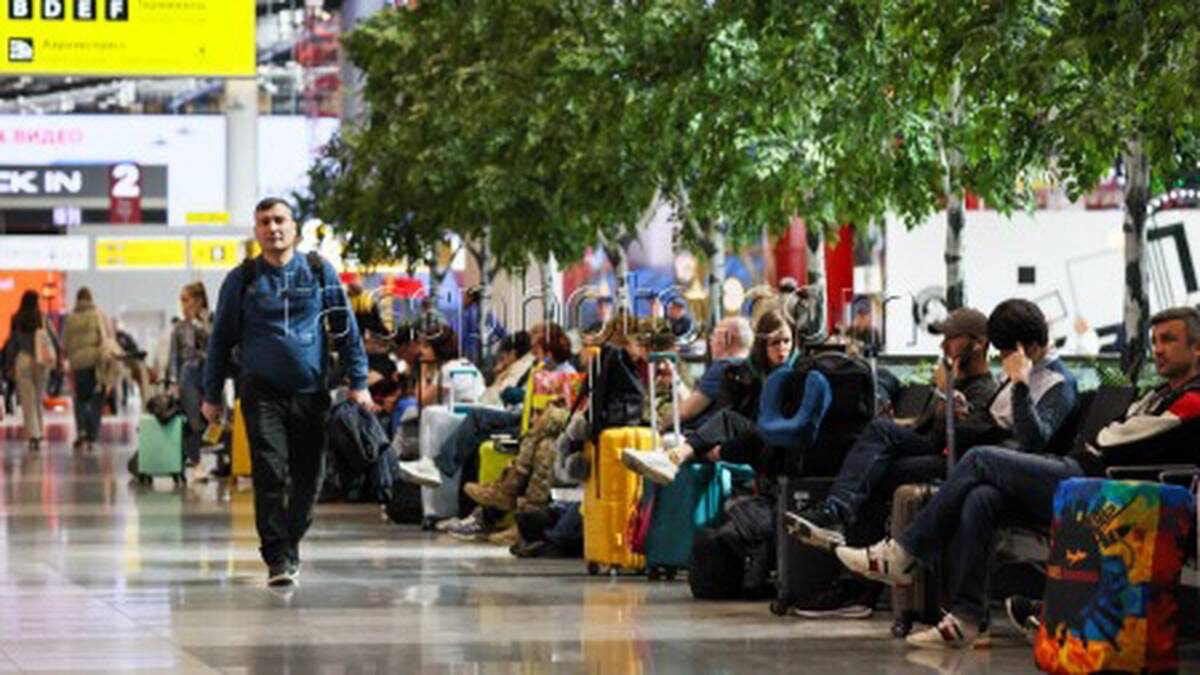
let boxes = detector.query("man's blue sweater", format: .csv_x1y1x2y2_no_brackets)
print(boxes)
203,253,369,405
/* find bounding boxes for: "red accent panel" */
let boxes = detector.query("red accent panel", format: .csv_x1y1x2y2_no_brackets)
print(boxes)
772,218,807,286
825,225,854,333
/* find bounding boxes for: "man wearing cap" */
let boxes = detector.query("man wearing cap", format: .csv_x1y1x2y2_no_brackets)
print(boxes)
786,307,1001,560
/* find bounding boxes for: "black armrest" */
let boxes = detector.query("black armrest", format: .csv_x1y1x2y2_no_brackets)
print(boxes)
1105,464,1199,486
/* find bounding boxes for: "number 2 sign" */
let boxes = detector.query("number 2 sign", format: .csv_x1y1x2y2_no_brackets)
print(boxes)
109,162,142,224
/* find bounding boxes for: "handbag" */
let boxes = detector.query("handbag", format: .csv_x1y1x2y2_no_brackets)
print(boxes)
34,323,56,368
626,481,655,555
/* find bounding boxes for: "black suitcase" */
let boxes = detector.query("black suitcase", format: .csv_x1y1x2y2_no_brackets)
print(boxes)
770,476,841,615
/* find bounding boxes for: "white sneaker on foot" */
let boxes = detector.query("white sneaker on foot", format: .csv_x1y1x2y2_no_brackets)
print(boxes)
620,448,679,485
397,457,443,487
905,612,987,650
835,538,915,586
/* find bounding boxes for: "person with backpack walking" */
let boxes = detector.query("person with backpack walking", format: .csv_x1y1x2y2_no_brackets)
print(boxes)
202,197,372,588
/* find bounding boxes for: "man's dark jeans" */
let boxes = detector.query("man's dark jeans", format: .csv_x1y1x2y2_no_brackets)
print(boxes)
898,446,1083,624
433,406,520,478
240,376,331,566
72,367,103,442
825,418,941,526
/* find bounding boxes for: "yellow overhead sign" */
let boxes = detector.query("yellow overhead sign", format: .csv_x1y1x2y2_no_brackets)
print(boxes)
0,1,255,77
189,237,242,269
96,238,186,270
186,212,231,225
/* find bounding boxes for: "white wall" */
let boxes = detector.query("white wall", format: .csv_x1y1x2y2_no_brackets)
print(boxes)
884,209,1200,354
0,115,340,225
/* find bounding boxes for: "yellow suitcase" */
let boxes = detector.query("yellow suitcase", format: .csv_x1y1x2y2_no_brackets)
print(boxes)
231,400,252,478
477,438,518,526
583,427,654,574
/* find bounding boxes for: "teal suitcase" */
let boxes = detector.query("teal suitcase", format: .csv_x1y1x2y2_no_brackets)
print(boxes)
136,414,185,484
643,461,755,578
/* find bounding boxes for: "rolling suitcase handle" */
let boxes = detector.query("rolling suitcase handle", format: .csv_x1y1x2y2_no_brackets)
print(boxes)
647,351,681,451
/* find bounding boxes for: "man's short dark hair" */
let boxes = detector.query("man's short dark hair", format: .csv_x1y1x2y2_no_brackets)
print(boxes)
1151,306,1200,345
987,298,1048,350
500,330,532,357
254,196,293,215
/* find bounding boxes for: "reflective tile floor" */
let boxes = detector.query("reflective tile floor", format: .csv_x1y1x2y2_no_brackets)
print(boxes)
1,422,1197,673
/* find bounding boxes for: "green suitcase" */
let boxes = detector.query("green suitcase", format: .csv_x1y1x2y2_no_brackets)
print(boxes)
136,414,185,483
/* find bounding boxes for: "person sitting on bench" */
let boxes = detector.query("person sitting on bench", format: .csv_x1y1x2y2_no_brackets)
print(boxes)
836,306,1200,649
788,300,1077,552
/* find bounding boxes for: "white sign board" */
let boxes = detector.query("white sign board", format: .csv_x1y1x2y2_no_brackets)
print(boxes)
0,235,89,270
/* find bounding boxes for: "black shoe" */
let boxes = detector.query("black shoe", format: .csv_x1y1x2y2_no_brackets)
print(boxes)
1004,595,1041,644
510,540,547,558
267,561,299,588
28,438,40,452
72,438,86,450
784,507,846,551
790,579,876,619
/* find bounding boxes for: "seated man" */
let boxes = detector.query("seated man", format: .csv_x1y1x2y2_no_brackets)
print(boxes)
836,306,1200,649
788,300,1078,550
673,316,754,431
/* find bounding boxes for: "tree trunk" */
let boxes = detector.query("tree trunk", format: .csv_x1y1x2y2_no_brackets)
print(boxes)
940,76,966,311
1121,141,1151,383
540,254,559,323
475,228,492,363
805,225,826,335
944,199,966,310
708,221,727,327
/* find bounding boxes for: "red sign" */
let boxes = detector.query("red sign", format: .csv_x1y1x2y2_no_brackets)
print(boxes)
108,162,143,224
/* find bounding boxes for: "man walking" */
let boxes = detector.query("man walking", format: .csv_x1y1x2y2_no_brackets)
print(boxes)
202,197,372,587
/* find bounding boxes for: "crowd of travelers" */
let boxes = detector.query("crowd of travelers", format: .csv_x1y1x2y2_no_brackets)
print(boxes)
3,197,1198,655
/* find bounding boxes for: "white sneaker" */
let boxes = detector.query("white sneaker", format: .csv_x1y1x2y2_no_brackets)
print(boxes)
397,457,443,487
905,612,987,650
835,538,915,586
620,449,678,485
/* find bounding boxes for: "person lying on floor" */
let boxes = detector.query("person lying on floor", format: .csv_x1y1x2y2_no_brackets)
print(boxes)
787,299,1078,552
621,309,798,483
834,306,1200,650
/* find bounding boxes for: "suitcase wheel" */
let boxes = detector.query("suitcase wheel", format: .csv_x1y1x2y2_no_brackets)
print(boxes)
173,473,186,486
647,568,661,581
769,600,789,617
137,474,152,485
587,562,601,576
665,568,678,581
891,616,913,639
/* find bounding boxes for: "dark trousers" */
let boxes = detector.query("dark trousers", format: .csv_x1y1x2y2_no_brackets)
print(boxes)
72,367,103,442
898,446,1083,623
824,418,940,526
684,409,765,470
433,406,520,477
240,376,331,566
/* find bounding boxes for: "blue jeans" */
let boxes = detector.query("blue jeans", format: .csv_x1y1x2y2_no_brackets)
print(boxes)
825,418,941,526
72,367,103,442
432,407,520,477
898,446,1083,623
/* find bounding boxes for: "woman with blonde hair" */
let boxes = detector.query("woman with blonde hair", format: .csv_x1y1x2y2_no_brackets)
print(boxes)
169,282,212,465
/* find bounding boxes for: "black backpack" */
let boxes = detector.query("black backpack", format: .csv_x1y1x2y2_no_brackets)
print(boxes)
589,345,646,440
716,360,763,420
789,352,875,476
